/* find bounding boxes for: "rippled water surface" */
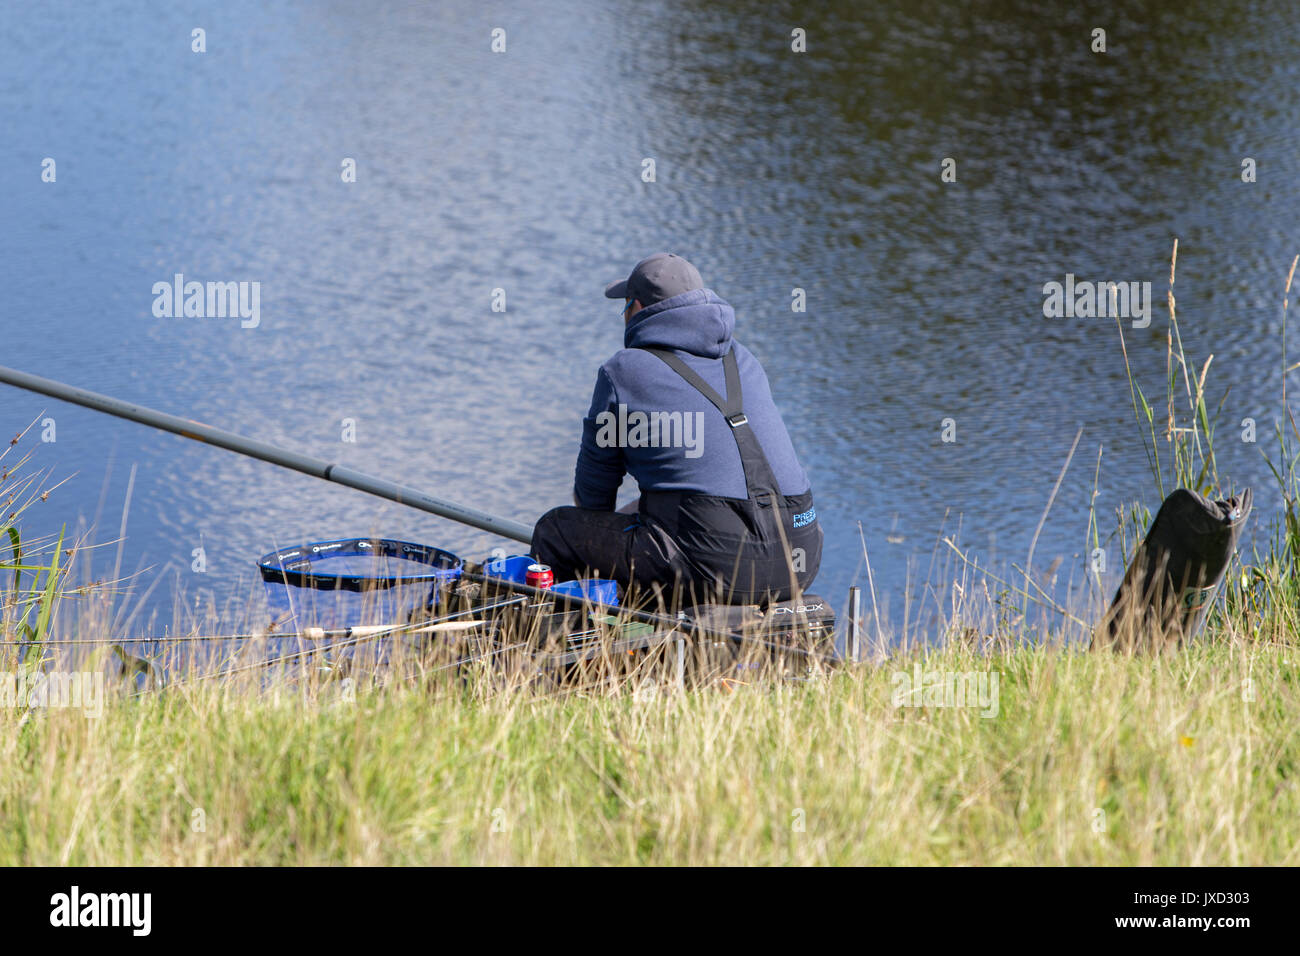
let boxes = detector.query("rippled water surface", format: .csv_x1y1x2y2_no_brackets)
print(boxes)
3,0,1298,638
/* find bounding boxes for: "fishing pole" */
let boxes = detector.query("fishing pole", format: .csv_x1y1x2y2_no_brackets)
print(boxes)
0,595,532,648
182,599,517,682
0,364,535,544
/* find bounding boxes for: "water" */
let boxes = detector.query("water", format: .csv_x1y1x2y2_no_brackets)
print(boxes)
2,0,1298,641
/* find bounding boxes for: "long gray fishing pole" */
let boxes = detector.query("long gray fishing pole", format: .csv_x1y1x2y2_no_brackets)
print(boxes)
0,364,534,544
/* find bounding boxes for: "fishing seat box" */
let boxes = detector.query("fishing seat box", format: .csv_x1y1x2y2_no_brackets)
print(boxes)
683,595,835,646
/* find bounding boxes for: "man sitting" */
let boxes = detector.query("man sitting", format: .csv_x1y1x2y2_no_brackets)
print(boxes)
532,253,822,606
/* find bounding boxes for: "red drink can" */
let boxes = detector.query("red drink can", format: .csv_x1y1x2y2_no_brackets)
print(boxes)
525,563,554,589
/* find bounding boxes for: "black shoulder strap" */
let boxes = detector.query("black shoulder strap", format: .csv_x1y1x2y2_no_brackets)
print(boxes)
642,347,782,506
643,347,741,420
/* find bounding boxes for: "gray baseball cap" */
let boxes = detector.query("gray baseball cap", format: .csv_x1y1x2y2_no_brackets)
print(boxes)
604,252,704,306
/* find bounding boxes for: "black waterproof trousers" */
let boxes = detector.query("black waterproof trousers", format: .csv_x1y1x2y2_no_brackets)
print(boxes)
532,489,822,606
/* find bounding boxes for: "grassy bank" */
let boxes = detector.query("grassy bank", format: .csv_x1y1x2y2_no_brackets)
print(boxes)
3,243,1299,866
1,636,1295,866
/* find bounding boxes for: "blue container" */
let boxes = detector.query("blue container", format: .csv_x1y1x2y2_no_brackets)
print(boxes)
481,554,534,585
480,554,620,607
259,538,462,632
553,578,620,607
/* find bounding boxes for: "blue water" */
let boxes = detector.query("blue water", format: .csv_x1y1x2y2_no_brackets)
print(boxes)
2,0,1298,643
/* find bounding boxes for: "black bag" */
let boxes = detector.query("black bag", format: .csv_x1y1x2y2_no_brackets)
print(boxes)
1092,488,1251,652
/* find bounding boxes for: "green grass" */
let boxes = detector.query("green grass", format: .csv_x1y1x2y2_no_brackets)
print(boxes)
0,635,1295,866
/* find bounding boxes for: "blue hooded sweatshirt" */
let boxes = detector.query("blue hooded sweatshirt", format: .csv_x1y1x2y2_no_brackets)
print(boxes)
574,289,812,510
